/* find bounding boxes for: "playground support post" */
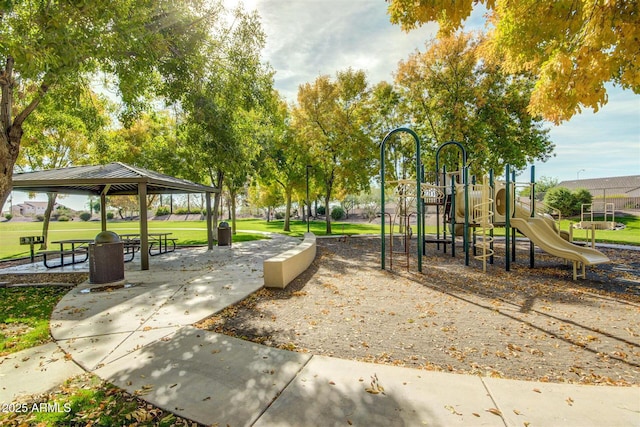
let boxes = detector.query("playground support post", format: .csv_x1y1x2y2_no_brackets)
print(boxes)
489,169,495,265
511,169,517,262
505,165,511,272
530,165,535,268
380,127,423,273
450,171,455,257
464,167,470,266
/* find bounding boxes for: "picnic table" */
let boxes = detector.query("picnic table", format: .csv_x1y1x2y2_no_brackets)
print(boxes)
119,234,142,262
149,232,177,256
42,239,93,268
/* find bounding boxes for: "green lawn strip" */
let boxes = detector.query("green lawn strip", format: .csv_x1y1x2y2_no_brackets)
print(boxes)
0,373,203,426
0,286,69,356
1,215,637,260
0,220,270,260
235,218,384,237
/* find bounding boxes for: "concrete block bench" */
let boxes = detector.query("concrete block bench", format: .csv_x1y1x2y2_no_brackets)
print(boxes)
264,233,316,289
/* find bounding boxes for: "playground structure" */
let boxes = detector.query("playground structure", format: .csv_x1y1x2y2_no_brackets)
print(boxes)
380,127,610,280
567,201,621,248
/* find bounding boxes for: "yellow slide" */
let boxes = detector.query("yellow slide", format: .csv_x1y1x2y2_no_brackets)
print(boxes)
510,217,610,280
513,203,571,241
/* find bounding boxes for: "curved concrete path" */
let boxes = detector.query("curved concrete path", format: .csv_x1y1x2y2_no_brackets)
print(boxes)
2,234,639,426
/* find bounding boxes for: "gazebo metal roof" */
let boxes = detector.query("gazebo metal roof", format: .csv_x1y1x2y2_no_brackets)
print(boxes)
11,163,218,271
12,162,217,196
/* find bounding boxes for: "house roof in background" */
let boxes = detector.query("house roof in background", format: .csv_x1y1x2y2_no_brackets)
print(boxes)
12,163,218,196
17,201,57,208
556,175,640,194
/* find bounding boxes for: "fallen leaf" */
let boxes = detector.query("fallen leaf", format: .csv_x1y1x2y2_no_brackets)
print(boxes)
445,405,462,416
486,408,502,416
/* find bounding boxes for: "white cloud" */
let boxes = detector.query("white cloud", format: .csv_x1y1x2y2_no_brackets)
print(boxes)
246,1,640,182
248,0,436,100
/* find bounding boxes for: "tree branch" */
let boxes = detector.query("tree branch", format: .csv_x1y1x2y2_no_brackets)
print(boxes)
0,55,14,134
12,84,49,130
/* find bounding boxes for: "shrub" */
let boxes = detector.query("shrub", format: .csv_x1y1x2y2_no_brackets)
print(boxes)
106,212,115,220
4,213,12,221
317,205,326,215
155,206,170,216
35,214,44,222
544,187,576,216
544,187,594,217
572,188,593,214
79,212,92,221
274,211,284,220
57,215,70,222
331,206,345,220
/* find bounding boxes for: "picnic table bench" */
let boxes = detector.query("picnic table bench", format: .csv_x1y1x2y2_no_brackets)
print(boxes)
120,233,178,259
119,234,146,262
149,232,177,256
41,239,92,268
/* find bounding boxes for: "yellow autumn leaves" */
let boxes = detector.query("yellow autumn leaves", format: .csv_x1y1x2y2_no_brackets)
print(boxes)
387,0,640,124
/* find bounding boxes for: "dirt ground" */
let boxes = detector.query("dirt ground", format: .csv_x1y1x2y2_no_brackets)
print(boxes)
197,237,640,386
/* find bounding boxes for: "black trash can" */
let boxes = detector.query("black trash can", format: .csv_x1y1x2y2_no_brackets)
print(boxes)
217,221,232,246
89,231,125,284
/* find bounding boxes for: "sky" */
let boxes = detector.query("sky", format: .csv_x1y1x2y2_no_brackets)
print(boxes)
5,0,640,211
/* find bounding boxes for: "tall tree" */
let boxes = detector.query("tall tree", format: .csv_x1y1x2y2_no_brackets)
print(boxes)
395,32,553,176
16,86,109,247
256,96,310,232
179,6,273,236
0,0,217,209
95,110,179,174
293,69,375,234
387,0,640,123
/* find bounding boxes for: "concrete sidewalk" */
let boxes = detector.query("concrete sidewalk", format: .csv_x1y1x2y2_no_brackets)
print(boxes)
1,234,639,426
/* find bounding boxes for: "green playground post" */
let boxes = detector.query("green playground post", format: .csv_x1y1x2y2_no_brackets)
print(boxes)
380,127,423,273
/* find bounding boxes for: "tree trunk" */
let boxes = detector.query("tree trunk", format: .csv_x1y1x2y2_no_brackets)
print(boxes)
0,56,46,209
0,118,23,211
301,196,306,223
283,189,292,232
38,193,58,250
324,194,332,234
211,170,224,240
230,189,237,234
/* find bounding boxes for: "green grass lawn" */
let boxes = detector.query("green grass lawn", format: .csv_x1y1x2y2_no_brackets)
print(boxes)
1,215,637,260
0,286,69,356
0,372,201,426
0,218,384,260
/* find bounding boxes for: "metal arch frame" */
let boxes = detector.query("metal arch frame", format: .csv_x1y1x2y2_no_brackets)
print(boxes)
434,141,469,265
380,127,423,273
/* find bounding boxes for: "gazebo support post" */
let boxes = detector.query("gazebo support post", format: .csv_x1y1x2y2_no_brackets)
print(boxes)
206,191,213,250
100,192,107,232
139,182,149,270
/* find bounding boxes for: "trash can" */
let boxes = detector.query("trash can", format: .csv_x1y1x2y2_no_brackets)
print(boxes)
217,221,232,246
89,231,125,284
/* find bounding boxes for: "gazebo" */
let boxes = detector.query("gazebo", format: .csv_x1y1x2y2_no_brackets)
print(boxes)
11,162,219,270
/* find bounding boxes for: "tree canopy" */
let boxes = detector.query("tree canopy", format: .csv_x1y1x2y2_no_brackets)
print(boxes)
387,0,640,123
395,32,553,176
293,68,376,233
0,0,218,208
